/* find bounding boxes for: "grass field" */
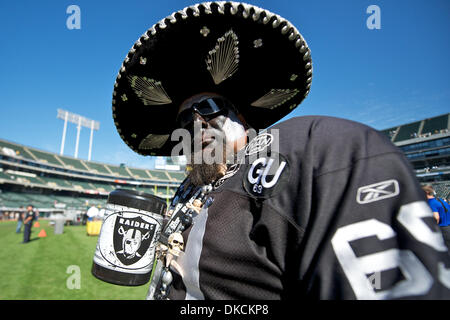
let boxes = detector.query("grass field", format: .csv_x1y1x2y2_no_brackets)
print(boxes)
0,220,149,300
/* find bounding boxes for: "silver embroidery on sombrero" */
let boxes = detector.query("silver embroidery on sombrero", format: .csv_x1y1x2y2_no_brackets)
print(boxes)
128,75,172,106
138,134,170,150
112,1,314,157
250,88,300,110
205,29,239,85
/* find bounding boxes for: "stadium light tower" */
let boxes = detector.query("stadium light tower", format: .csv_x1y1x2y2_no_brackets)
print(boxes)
57,109,100,161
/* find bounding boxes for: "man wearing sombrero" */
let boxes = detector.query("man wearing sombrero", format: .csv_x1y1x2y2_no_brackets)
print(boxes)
112,2,450,299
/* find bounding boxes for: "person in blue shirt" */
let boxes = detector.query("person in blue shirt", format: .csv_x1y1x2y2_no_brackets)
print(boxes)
423,185,450,250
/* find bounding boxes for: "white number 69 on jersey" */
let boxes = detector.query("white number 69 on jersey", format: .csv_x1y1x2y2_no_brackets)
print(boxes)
331,201,449,299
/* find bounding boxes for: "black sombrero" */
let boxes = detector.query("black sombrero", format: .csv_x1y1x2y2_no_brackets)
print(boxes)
113,1,313,156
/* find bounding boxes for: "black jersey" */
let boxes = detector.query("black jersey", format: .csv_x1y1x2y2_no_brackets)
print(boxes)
166,116,450,300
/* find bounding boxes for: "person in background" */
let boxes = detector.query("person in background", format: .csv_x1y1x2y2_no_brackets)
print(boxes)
422,185,450,250
15,206,24,233
22,204,36,244
86,205,99,222
98,206,106,220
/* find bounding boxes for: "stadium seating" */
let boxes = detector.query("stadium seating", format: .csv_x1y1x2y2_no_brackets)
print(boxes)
393,121,422,142
0,137,186,213
385,113,450,201
0,139,35,161
148,170,171,181
26,148,63,166
0,170,15,182
0,170,43,186
422,114,448,136
83,161,111,175
17,175,44,186
167,171,187,182
89,181,115,192
1,138,186,184
39,175,72,189
0,191,28,204
432,183,450,200
128,167,151,179
58,154,90,171
381,113,450,143
104,164,131,178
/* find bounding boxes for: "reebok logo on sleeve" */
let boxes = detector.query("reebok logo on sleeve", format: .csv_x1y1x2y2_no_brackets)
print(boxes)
356,179,399,204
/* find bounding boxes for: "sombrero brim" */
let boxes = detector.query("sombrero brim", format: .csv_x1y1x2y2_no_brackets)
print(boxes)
113,1,313,156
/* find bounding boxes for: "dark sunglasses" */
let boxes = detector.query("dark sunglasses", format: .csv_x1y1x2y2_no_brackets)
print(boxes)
176,97,235,129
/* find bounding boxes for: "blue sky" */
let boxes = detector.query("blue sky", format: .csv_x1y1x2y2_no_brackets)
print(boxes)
0,0,449,169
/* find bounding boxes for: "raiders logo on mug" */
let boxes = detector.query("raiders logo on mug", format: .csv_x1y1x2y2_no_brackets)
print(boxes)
92,189,166,286
113,213,158,266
